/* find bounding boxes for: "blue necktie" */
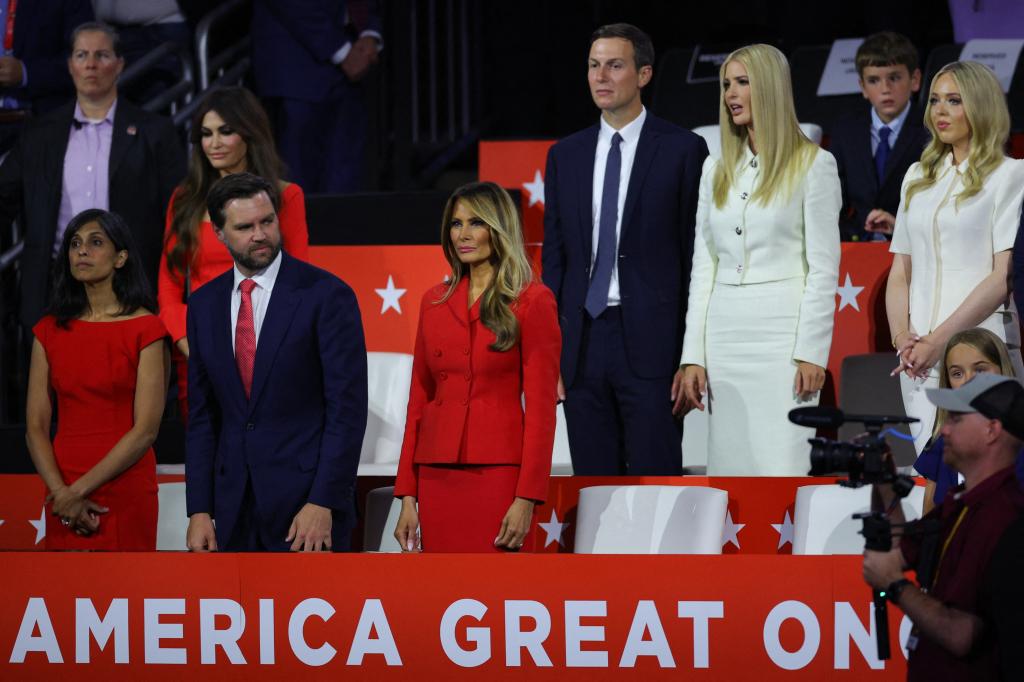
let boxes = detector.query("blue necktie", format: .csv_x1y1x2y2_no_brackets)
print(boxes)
875,125,891,183
585,132,622,318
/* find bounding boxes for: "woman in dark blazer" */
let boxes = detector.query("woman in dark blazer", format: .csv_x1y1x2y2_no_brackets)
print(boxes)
393,182,561,552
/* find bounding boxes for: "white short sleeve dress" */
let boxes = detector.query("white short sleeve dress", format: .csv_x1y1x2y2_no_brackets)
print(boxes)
889,154,1024,452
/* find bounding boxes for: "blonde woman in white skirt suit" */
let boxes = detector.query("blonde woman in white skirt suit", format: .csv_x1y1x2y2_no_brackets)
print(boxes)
674,44,841,475
886,61,1024,454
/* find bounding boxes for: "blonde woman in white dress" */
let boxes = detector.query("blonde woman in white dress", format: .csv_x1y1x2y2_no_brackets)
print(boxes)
886,61,1024,453
673,44,841,476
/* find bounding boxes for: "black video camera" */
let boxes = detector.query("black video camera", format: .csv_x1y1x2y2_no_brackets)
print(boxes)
788,406,918,492
789,406,927,661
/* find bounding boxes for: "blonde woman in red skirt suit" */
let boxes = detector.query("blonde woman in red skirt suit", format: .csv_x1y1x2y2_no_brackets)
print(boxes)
26,209,169,550
393,182,561,552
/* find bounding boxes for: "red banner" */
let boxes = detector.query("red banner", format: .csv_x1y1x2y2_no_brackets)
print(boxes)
0,474,919,555
0,552,910,680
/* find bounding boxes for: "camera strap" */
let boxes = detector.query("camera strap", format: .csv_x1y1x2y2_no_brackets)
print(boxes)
931,505,969,588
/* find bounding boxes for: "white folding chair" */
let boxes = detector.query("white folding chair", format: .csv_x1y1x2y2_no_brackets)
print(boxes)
358,352,414,476
156,482,188,551
363,485,403,552
791,484,925,555
574,485,728,554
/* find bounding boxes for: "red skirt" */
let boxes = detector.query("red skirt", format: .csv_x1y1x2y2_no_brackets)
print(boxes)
417,464,535,553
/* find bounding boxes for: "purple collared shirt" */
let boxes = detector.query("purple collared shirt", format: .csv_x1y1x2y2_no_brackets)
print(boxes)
55,100,116,254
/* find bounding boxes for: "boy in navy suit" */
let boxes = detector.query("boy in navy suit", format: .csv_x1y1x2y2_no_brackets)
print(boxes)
831,32,929,242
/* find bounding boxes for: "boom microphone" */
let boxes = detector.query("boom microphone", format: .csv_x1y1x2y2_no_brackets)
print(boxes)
788,406,845,428
788,407,919,429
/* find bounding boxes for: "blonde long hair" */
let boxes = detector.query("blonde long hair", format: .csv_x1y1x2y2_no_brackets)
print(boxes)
905,61,1009,209
712,44,818,208
439,182,535,351
933,327,1017,438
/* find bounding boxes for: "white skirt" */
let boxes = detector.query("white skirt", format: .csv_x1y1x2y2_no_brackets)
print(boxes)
704,278,819,476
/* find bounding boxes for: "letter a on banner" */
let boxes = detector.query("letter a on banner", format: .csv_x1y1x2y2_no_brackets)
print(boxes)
619,601,675,668
346,599,402,666
10,598,63,664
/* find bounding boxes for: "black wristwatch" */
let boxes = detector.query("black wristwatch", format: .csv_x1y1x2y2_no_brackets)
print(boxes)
886,578,914,605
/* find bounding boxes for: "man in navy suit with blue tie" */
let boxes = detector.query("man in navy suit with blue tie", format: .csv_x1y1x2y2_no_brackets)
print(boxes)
542,24,707,475
185,173,368,552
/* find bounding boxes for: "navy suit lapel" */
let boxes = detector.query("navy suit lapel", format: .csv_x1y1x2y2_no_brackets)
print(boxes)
248,254,302,410
621,117,658,238
883,112,922,187
577,126,598,260
854,117,877,191
40,104,75,253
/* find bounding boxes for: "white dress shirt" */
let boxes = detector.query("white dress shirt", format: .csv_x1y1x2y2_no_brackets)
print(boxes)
230,250,283,355
870,101,912,156
591,106,647,306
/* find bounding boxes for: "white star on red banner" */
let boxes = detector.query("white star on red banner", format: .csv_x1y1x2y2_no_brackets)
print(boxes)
721,510,745,550
375,275,407,314
28,506,45,545
770,510,795,549
537,509,568,547
836,273,865,312
523,170,545,207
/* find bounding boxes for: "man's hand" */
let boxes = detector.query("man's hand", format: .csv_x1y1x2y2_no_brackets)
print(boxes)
186,513,218,552
0,56,24,88
864,208,896,235
286,502,333,552
862,547,905,590
556,374,566,403
340,36,379,82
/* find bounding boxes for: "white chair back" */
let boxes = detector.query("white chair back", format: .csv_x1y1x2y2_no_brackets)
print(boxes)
156,482,188,551
792,484,925,555
575,485,728,554
363,486,403,552
358,352,414,475
551,403,573,475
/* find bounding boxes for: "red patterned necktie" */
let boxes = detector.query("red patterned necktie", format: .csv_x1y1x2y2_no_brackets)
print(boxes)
235,279,257,398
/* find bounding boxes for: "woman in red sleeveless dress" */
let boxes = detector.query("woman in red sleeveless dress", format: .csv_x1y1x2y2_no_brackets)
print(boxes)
26,209,169,550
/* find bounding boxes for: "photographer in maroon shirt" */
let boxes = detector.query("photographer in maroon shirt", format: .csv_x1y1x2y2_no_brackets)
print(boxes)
862,373,1024,681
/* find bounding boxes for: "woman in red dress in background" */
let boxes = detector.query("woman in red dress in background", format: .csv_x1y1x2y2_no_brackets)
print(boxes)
393,182,561,552
158,86,309,419
26,209,170,550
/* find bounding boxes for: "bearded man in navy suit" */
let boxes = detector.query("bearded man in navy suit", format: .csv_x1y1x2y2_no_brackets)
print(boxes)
184,173,367,552
542,23,707,475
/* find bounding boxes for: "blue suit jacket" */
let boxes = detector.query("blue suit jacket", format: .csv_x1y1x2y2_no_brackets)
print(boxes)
541,114,707,382
830,103,929,242
185,252,368,548
250,0,380,102
2,0,93,114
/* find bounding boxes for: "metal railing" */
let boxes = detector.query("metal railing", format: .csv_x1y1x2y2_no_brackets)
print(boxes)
119,40,196,116
196,0,251,90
